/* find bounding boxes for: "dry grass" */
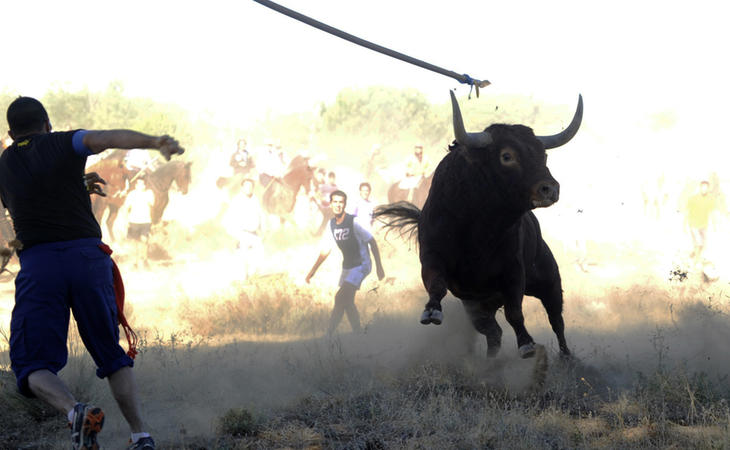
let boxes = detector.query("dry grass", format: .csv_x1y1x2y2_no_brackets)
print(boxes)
2,269,730,449
1,216,730,448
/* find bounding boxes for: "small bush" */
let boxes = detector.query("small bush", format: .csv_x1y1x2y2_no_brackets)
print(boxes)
217,407,258,437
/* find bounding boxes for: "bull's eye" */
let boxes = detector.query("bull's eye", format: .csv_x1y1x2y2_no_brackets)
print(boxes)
500,149,517,166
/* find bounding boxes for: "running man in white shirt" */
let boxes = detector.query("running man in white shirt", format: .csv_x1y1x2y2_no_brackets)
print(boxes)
351,182,375,230
306,190,385,335
222,178,264,279
126,179,154,241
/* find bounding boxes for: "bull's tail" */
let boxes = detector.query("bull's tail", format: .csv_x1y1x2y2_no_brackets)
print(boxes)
373,201,421,240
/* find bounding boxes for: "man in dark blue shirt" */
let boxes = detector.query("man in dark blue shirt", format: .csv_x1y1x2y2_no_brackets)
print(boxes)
0,97,183,450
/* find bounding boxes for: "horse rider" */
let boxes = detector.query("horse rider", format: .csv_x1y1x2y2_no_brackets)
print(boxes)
230,138,253,176
402,144,432,202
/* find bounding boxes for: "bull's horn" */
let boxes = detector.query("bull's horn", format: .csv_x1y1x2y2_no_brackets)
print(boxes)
537,94,583,149
450,90,492,149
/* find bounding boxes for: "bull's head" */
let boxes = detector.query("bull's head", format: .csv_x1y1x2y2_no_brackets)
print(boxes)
450,91,582,211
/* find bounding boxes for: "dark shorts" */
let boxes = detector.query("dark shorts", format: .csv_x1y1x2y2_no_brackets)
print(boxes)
9,238,133,396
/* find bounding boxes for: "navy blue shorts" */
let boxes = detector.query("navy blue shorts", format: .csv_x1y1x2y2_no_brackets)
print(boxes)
9,238,133,396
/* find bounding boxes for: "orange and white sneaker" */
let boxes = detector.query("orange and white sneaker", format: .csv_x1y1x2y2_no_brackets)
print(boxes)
69,403,105,450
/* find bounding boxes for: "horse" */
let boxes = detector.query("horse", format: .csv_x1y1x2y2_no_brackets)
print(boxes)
143,160,193,224
86,150,136,240
260,155,316,228
387,173,434,209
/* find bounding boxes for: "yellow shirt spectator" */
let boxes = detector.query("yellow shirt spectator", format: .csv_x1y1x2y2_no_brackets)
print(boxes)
687,192,715,229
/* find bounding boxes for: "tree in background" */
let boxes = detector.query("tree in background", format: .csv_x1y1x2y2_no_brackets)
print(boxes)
1,82,203,150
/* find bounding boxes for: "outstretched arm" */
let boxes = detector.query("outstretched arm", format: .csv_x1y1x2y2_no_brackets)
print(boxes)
306,250,330,283
81,130,184,160
368,238,385,280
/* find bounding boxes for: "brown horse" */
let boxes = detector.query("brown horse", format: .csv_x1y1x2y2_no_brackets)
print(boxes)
387,173,434,209
261,155,315,225
144,160,193,224
87,150,136,240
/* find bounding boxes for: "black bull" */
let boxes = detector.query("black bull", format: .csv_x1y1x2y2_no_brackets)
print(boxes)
374,91,583,359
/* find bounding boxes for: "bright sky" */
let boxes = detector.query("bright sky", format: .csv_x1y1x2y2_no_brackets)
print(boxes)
3,0,730,181
2,0,730,342
4,0,727,126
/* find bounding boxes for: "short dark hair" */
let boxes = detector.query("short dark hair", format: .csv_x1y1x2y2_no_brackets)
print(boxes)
330,190,347,203
359,182,371,190
7,97,49,136
327,171,336,178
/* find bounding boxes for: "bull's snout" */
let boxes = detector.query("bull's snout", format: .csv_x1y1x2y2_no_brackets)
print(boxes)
531,180,560,208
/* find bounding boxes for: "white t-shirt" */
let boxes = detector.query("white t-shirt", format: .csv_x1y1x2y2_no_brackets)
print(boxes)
126,188,154,224
239,194,262,234
125,149,157,171
222,193,262,240
351,198,375,229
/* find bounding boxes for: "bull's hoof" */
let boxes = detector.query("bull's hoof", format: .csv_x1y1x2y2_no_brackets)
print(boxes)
420,308,443,325
519,343,536,359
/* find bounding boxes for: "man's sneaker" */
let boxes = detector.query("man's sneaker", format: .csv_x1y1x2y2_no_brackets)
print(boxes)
127,436,155,449
69,403,105,450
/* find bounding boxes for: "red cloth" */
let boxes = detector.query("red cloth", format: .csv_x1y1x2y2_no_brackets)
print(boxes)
98,243,138,359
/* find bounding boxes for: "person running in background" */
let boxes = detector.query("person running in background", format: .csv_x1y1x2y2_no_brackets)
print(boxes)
222,178,264,279
319,171,338,206
351,182,375,230
126,179,154,242
126,178,155,269
306,190,385,335
686,180,717,263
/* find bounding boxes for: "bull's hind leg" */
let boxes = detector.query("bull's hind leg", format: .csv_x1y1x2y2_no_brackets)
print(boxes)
462,300,502,357
420,265,446,325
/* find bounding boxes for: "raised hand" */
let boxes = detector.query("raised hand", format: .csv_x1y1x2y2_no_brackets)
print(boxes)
83,172,107,196
157,135,185,161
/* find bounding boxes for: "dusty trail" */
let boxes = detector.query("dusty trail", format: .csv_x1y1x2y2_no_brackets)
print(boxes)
1,210,729,447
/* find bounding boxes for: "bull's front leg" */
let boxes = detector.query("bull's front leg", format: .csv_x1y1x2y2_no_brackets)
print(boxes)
420,265,447,325
503,296,536,358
